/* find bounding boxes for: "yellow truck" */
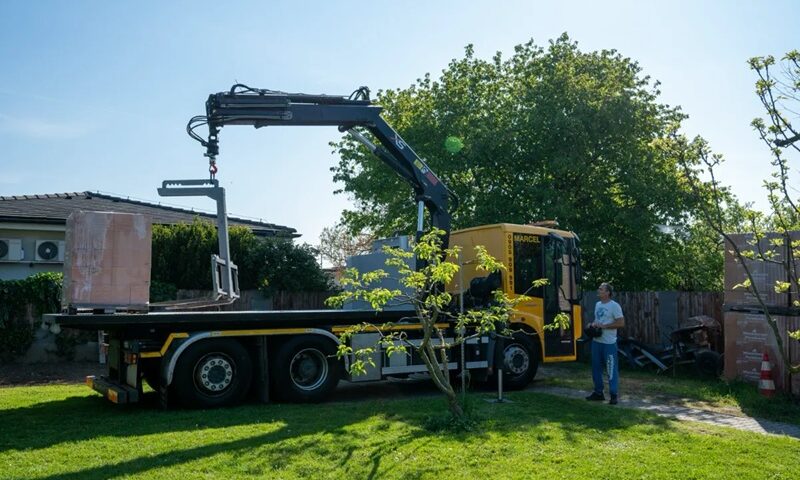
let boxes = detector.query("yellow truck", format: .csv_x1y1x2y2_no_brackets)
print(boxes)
44,85,583,408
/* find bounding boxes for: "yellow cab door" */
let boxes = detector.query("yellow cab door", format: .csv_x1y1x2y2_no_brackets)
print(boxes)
541,235,578,361
509,231,578,361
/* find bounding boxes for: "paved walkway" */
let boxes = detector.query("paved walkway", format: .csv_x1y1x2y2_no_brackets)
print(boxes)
532,386,800,440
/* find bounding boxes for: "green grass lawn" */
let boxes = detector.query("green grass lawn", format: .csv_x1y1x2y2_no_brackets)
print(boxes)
1,384,798,479
540,361,800,425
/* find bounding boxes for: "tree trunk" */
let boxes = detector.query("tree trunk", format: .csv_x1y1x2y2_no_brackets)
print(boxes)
445,386,464,418
417,310,465,418
419,345,464,418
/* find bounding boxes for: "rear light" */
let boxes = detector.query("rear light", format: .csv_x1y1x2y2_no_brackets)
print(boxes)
124,352,138,364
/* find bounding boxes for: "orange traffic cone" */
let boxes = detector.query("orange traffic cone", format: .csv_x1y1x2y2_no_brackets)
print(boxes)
759,352,776,398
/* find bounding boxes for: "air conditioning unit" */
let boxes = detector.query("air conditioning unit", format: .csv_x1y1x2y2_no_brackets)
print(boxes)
35,240,65,262
0,238,24,261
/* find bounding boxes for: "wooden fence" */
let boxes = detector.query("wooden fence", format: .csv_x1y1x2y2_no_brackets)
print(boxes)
583,291,724,347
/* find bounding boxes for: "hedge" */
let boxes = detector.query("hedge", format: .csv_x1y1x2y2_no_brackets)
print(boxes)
0,272,62,363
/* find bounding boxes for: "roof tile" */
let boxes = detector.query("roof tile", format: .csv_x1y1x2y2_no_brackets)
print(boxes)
0,191,298,237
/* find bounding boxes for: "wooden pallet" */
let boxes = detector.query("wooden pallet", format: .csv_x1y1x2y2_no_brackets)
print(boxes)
66,304,150,315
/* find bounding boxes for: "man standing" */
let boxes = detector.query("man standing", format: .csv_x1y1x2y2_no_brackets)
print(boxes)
585,282,624,405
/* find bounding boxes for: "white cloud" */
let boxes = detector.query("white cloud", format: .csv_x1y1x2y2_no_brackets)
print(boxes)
0,113,93,140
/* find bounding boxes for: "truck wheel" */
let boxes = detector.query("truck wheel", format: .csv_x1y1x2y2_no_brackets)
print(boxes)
273,335,339,402
497,332,540,390
171,339,253,408
695,349,722,377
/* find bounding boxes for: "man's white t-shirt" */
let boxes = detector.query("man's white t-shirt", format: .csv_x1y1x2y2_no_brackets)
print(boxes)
594,300,623,344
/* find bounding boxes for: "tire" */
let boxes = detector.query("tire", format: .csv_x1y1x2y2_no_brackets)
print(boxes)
171,339,253,408
272,335,340,402
495,332,540,390
694,349,722,377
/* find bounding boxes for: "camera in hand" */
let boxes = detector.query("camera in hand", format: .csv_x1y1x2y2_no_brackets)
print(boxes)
584,325,602,338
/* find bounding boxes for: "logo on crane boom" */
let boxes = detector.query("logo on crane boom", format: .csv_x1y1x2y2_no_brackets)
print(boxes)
394,134,407,150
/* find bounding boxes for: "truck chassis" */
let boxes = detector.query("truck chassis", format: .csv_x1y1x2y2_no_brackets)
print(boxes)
43,309,524,408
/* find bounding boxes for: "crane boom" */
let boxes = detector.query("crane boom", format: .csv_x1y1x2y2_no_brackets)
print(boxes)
188,84,455,242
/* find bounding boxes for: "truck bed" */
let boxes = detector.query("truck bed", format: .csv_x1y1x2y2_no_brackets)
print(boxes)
44,309,420,334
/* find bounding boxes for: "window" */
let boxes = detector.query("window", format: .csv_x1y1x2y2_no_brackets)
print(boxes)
513,234,542,296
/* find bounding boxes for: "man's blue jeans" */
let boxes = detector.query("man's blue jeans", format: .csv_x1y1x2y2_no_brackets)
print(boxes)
591,340,618,396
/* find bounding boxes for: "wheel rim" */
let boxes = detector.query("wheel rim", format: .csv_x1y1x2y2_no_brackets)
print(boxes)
193,353,235,396
289,348,328,391
503,343,530,375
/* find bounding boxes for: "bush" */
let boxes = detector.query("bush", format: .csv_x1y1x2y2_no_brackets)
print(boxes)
151,220,218,290
52,329,97,360
0,272,62,363
149,280,178,303
236,235,331,296
151,219,331,294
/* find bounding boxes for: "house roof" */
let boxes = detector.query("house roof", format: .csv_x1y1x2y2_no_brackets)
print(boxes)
0,191,298,237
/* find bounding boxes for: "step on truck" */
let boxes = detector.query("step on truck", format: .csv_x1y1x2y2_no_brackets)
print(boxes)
43,85,584,408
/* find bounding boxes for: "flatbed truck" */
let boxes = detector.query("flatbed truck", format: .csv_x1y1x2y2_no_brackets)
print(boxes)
42,85,583,408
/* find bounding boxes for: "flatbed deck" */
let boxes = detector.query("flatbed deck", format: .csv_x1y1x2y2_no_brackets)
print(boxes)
44,309,420,334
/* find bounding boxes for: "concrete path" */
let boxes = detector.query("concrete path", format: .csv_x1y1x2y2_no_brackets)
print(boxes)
532,385,800,440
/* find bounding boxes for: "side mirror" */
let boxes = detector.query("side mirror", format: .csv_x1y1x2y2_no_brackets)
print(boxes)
469,271,502,302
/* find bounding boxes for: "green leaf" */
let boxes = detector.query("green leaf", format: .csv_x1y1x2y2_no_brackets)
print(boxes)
774,281,791,294
732,279,752,290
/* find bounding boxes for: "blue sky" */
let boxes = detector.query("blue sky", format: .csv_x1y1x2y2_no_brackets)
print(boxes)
1,1,797,245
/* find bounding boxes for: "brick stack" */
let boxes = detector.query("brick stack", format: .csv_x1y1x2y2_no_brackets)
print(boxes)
723,232,800,395
62,211,152,311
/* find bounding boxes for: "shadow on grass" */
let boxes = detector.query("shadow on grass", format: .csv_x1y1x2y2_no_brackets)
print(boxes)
35,421,430,480
1,384,676,479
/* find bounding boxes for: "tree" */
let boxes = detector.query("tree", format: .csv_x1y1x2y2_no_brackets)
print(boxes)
317,222,375,269
655,194,752,291
331,34,722,291
326,229,567,420
151,219,330,295
676,50,800,374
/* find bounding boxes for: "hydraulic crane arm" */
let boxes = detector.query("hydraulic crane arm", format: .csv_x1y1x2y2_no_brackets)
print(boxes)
188,84,456,241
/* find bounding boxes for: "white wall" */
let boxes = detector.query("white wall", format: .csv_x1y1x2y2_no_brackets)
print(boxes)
0,225,65,280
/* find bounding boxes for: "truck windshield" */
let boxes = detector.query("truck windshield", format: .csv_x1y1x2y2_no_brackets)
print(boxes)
512,233,543,296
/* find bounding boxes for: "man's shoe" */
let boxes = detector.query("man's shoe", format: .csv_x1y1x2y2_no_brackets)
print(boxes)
585,392,605,401
609,395,618,405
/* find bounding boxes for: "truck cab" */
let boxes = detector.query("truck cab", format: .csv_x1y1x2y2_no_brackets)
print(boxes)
449,223,583,370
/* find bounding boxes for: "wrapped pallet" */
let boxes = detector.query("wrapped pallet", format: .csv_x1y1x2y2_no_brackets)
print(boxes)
62,211,152,311
723,312,800,395
723,233,790,308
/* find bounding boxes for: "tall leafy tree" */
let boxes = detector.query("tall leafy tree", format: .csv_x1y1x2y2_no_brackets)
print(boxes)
331,34,723,290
